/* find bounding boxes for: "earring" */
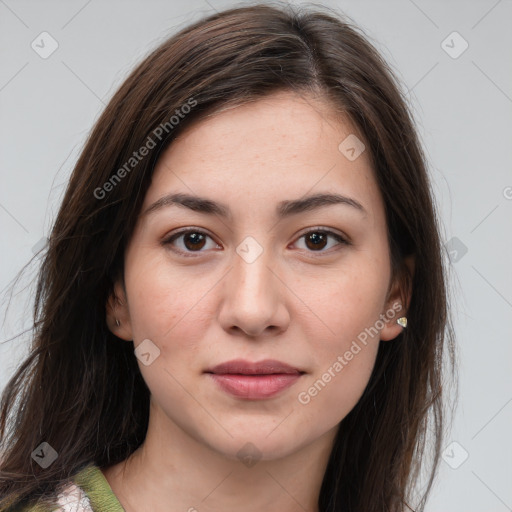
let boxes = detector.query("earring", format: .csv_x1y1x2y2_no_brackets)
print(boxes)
396,317,407,328
115,318,120,327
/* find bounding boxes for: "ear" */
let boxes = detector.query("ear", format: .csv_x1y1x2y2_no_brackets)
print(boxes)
106,279,133,341
379,255,415,342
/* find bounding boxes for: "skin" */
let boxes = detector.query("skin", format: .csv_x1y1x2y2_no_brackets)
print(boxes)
104,90,411,512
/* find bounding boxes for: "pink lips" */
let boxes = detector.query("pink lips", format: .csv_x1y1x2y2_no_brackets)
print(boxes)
206,359,304,400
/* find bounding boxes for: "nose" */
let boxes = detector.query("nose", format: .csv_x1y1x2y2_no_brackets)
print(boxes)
217,245,290,338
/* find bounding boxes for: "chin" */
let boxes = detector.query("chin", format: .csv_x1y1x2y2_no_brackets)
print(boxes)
201,427,311,464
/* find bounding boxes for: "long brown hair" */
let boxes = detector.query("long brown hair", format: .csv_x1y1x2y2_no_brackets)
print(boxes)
0,3,456,510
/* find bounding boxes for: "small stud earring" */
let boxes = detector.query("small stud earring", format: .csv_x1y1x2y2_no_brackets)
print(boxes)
115,318,120,327
396,317,407,328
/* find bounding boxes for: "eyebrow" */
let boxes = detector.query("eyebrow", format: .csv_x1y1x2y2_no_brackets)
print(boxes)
142,192,367,219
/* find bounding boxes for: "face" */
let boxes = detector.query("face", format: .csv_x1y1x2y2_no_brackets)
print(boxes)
110,90,406,461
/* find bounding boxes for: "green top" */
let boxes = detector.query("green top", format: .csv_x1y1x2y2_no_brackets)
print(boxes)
11,464,125,512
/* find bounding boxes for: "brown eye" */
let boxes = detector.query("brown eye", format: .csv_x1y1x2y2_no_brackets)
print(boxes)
163,229,220,255
295,229,348,253
182,232,207,251
304,232,328,251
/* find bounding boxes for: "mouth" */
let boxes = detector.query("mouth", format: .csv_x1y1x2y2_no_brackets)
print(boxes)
205,359,305,400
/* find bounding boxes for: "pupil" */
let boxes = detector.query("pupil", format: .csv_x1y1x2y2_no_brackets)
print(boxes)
185,232,206,250
306,232,327,250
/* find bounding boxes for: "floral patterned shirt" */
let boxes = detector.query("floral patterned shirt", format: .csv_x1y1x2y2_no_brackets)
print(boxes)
11,465,125,512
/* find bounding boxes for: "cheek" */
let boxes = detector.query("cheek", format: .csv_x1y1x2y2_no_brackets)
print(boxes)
124,248,215,360
295,277,382,430
291,252,388,423
295,250,390,349
297,346,378,436
123,252,217,412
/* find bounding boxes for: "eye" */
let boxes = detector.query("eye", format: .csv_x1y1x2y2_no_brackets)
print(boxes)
162,228,221,255
293,228,349,253
163,227,350,257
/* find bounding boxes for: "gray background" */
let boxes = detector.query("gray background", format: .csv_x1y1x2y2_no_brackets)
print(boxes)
1,0,511,510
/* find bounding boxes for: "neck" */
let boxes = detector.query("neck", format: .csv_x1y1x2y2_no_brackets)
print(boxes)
103,402,337,512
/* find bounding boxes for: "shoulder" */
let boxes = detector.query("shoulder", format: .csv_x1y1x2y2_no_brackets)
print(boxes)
7,465,124,512
70,464,124,511
55,482,94,511
4,484,91,512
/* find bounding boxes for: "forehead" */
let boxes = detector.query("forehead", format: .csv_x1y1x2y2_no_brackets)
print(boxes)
145,91,383,221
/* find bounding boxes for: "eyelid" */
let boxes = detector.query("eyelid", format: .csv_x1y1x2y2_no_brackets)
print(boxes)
163,226,215,241
294,225,351,245
290,226,351,256
162,227,221,257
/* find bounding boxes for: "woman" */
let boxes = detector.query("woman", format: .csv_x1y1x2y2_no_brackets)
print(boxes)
0,3,455,511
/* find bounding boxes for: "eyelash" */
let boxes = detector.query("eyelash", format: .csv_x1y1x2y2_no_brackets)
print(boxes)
162,227,350,258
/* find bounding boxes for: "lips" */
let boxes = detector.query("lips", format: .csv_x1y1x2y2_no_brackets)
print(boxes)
205,359,304,400
207,358,302,375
